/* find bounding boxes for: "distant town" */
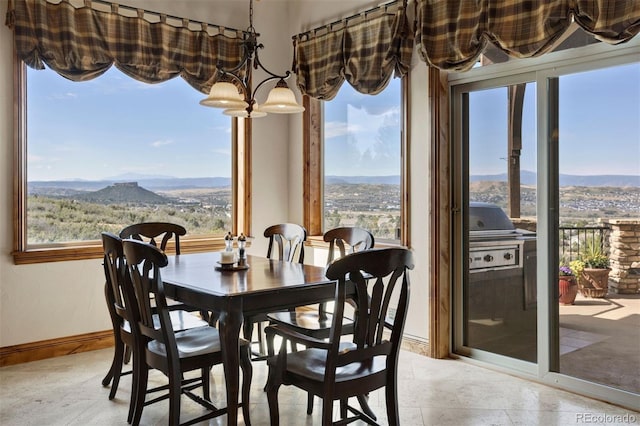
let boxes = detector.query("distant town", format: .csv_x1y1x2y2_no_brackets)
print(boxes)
26,173,639,243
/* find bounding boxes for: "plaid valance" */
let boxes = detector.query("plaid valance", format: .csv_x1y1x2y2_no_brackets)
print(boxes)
5,0,247,94
416,0,640,71
293,1,413,100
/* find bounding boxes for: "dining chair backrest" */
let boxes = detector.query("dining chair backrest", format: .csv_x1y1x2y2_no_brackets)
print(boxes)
323,226,374,264
325,247,414,366
101,231,142,409
264,223,307,264
119,222,186,255
122,239,175,355
102,232,135,331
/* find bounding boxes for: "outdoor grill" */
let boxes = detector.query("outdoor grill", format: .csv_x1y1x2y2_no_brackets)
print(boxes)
466,202,538,360
468,202,532,272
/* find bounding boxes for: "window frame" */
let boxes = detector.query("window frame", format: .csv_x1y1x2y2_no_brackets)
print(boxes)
12,58,251,265
303,77,410,246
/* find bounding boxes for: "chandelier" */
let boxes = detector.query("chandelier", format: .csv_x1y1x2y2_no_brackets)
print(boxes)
199,0,304,118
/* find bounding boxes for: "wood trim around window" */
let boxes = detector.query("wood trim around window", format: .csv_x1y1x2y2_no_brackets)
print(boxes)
303,95,323,236
12,60,250,265
400,76,411,248
428,67,452,358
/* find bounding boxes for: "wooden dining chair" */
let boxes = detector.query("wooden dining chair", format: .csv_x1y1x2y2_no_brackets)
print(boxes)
265,247,414,426
123,238,253,426
119,222,212,322
265,226,374,413
119,222,186,254
267,226,374,339
244,223,307,360
100,232,208,423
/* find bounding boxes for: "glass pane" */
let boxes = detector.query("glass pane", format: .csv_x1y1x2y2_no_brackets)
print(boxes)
26,67,232,245
465,82,538,362
323,79,402,241
557,63,640,394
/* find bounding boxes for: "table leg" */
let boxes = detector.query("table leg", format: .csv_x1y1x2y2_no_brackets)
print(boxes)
218,303,244,425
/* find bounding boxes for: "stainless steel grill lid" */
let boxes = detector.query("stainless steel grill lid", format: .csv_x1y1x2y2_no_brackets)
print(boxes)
469,202,515,232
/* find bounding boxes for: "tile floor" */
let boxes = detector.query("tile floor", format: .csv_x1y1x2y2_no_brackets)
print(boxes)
1,348,638,425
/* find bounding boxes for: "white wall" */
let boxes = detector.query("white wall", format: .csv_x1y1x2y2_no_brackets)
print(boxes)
0,0,431,347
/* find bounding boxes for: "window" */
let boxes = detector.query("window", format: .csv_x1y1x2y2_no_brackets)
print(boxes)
15,64,246,263
305,77,406,243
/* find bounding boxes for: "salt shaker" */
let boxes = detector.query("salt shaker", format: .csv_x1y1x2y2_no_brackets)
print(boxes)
224,231,233,252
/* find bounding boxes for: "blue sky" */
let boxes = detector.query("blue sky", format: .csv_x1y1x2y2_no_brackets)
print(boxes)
469,62,640,176
323,78,402,177
27,61,639,182
28,67,232,181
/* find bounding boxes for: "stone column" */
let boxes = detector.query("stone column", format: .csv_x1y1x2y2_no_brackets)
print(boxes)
603,219,640,294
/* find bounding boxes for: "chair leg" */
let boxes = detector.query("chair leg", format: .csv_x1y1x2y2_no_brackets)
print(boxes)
306,392,314,415
266,327,276,358
340,398,347,419
201,367,211,402
102,283,119,388
123,344,132,364
321,398,333,426
357,394,377,420
128,348,141,424
131,366,148,426
385,381,400,426
266,383,280,426
107,338,126,400
240,345,253,426
101,349,117,387
256,322,266,356
243,320,255,358
168,370,182,426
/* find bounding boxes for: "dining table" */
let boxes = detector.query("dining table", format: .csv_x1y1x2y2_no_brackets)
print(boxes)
160,252,344,425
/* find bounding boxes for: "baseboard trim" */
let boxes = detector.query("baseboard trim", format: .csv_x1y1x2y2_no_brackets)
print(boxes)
401,335,430,356
0,329,429,368
0,330,114,367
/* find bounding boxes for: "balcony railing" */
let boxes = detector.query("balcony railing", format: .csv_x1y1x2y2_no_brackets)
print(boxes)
558,225,611,262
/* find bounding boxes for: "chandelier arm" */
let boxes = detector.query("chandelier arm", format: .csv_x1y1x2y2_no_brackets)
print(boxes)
200,0,303,116
251,73,289,102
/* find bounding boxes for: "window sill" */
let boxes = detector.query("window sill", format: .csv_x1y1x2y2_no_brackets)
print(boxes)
305,235,404,249
12,236,233,265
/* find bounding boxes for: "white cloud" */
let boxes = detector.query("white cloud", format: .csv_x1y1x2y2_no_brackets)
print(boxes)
50,92,78,100
324,121,364,139
212,148,231,156
27,154,47,163
150,139,173,147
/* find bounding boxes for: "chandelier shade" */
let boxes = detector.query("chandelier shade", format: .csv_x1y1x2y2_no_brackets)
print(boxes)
200,82,248,109
199,0,304,118
260,79,306,113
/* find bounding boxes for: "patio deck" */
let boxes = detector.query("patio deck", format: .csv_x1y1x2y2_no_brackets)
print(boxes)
559,292,640,394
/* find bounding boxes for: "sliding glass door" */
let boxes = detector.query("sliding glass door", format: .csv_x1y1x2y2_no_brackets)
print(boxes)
451,40,640,408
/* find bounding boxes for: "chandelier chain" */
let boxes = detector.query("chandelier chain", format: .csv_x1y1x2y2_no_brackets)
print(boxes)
248,0,256,34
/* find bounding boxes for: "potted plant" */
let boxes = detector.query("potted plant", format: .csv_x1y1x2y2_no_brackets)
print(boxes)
558,264,578,305
577,236,610,298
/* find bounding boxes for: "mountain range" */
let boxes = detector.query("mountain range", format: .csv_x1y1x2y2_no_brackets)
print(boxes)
28,171,640,193
470,170,640,187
